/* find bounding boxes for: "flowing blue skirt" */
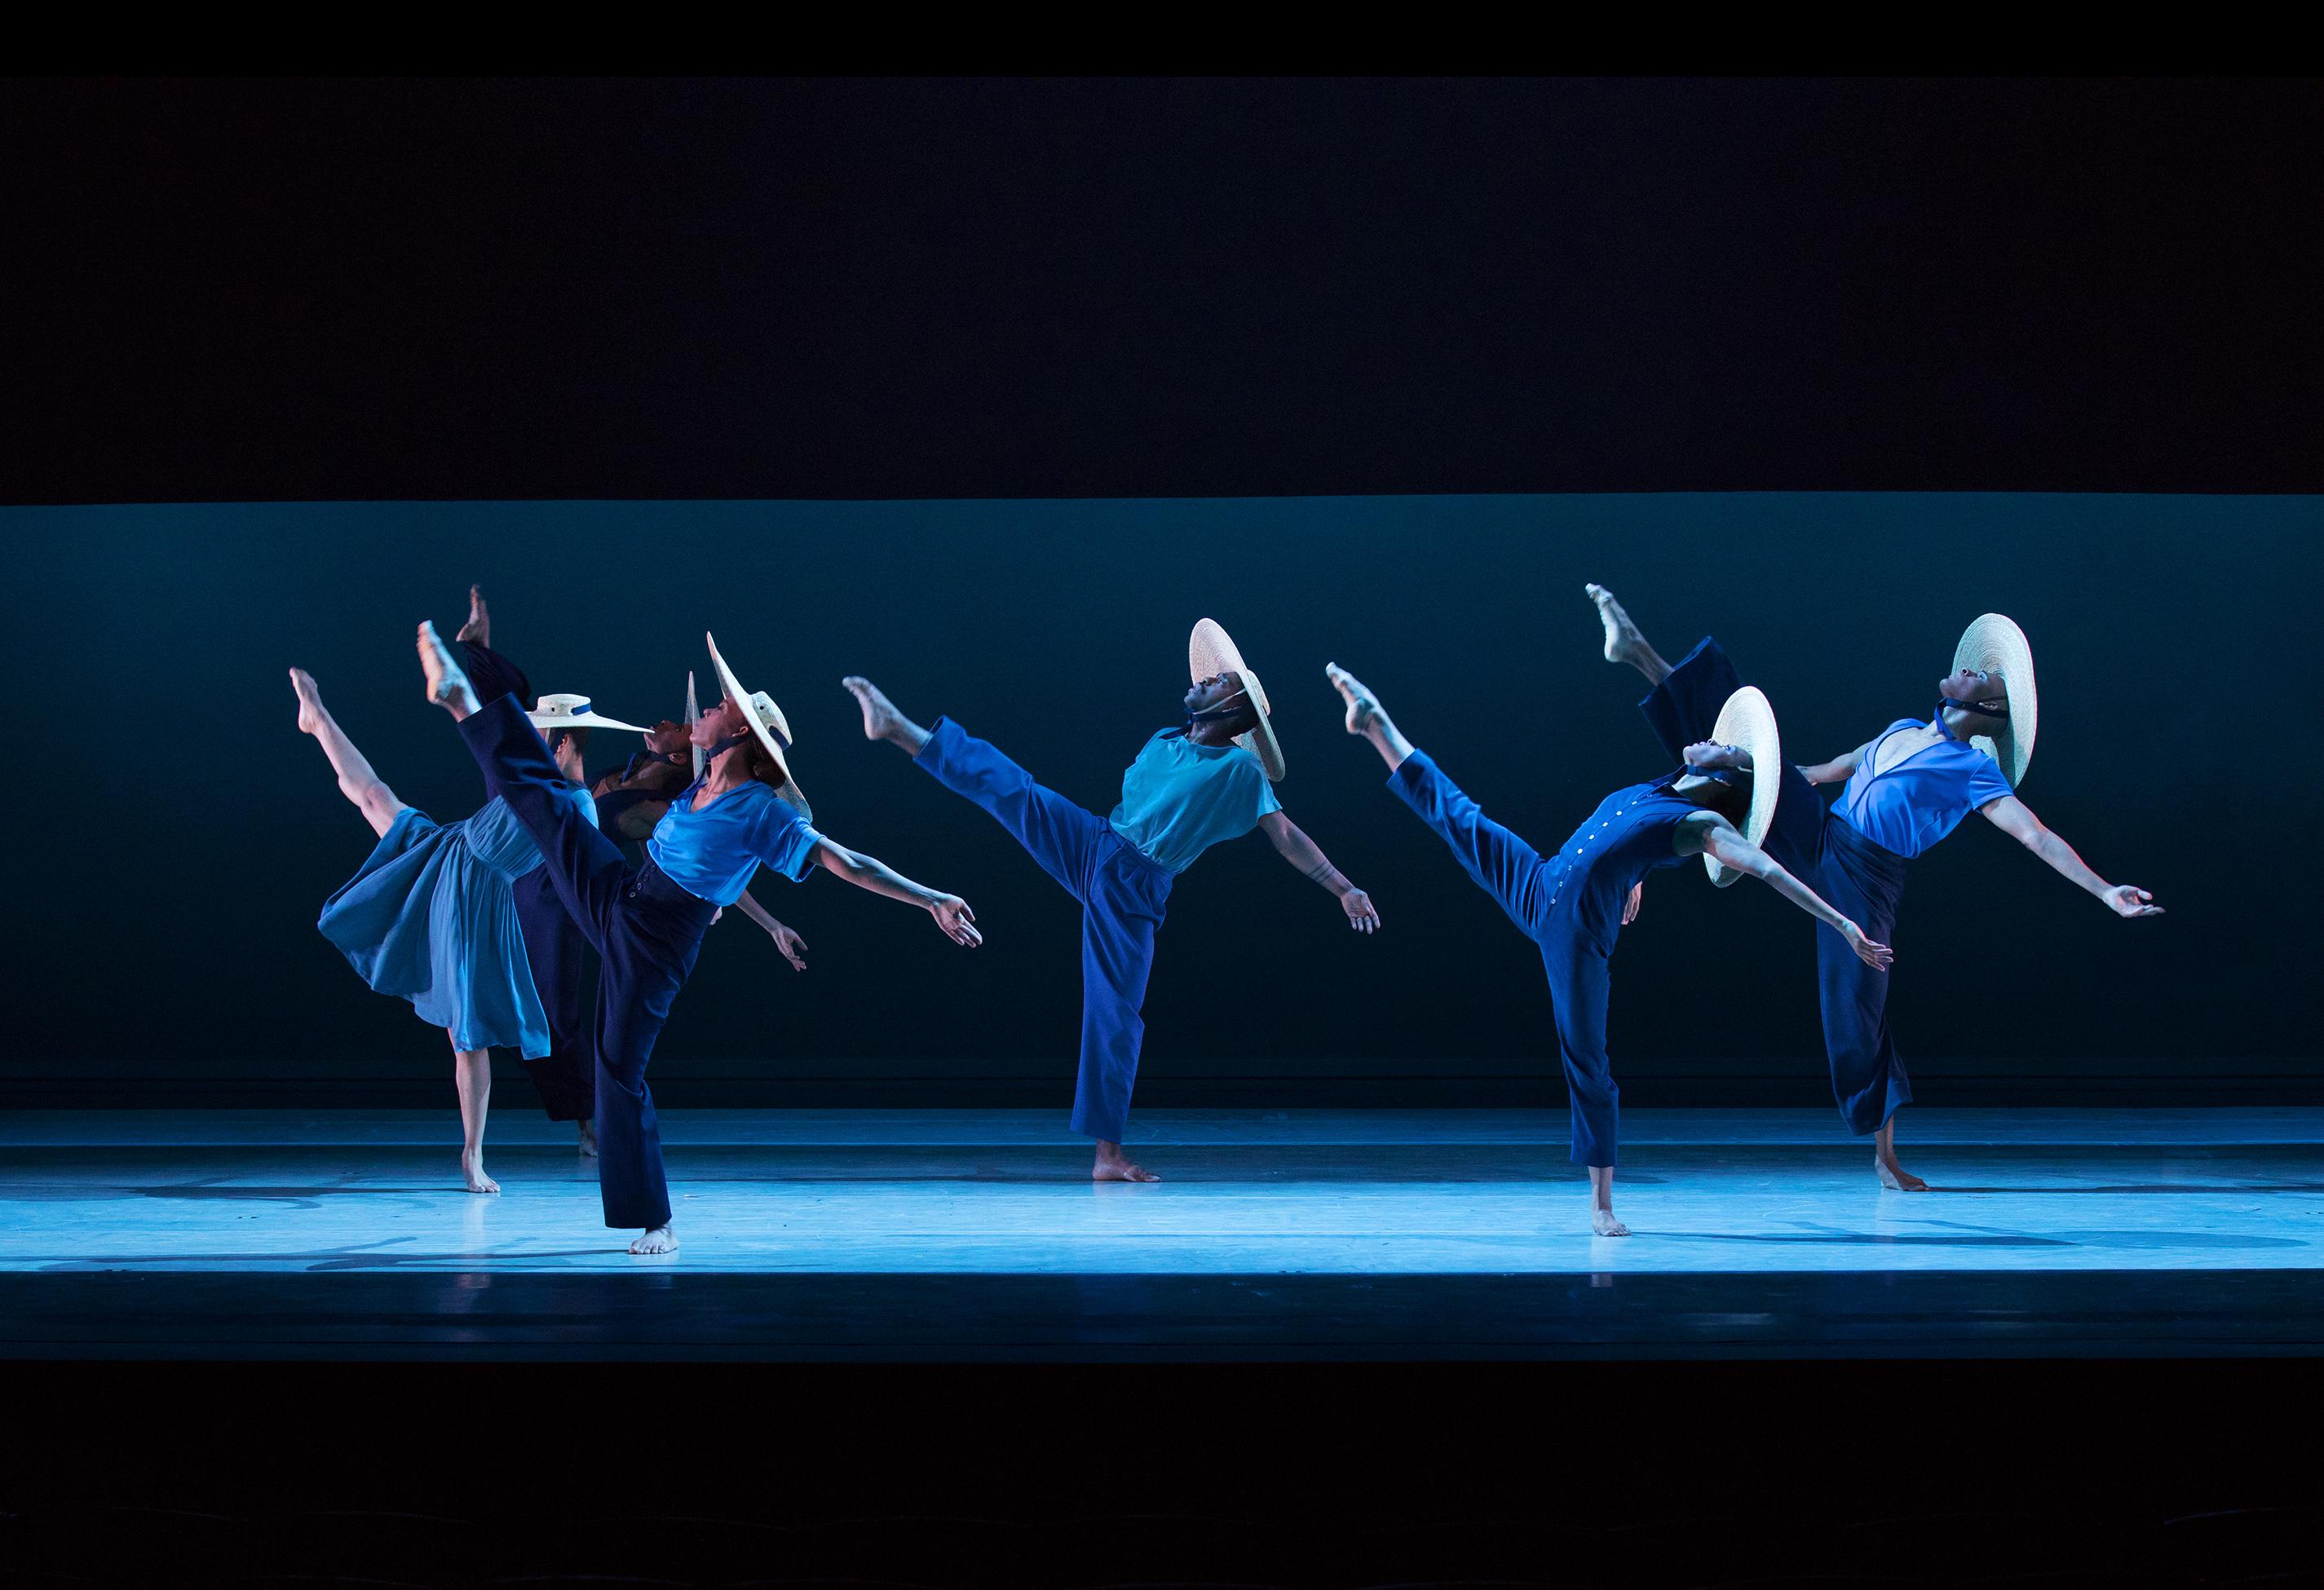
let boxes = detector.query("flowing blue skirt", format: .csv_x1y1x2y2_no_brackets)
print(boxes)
317,805,552,1058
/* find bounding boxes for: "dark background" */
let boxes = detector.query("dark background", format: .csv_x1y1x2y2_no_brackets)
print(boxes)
7,490,2308,1106
5,77,2319,1108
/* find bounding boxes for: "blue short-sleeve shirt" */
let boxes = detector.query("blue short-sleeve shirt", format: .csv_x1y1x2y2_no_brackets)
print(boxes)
1833,717,2016,859
647,779,822,905
1107,730,1283,873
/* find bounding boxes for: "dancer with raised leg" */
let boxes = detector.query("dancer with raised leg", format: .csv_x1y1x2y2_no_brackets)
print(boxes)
294,616,622,1193
844,619,1379,1182
1325,663,1890,1235
421,623,981,1254
1587,584,2161,1190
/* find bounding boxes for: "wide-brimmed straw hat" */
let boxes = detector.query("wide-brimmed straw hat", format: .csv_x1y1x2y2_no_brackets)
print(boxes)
1951,613,2038,786
705,633,812,818
1703,686,1782,889
527,694,647,733
1188,617,1285,781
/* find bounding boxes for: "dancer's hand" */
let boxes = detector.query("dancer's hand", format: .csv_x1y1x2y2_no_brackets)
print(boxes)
1622,883,1644,925
765,920,809,970
2103,884,2164,919
1842,921,1894,970
930,894,983,947
1340,887,1381,934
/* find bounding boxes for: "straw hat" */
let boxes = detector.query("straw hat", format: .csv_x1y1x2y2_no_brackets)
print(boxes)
1951,613,2037,786
527,694,647,733
1188,618,1285,781
705,633,812,819
1703,686,1783,889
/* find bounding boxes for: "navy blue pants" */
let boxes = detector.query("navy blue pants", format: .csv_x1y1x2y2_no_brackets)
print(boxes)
512,871,595,1121
917,718,1173,1143
1640,638,1912,1135
460,641,595,1123
1389,751,1620,1167
459,694,715,1229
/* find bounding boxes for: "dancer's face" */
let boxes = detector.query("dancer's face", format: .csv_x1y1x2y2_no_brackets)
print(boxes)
1186,670,1256,727
1937,667,2008,715
693,696,747,748
1684,740,1753,775
645,721,691,756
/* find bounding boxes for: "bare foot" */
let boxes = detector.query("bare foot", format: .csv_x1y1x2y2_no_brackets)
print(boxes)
289,668,325,735
577,1120,599,1159
455,584,490,646
1325,662,1381,734
1592,1205,1631,1238
841,676,929,755
417,621,480,718
1094,1142,1160,1183
1585,583,1655,670
630,1224,678,1255
460,1151,500,1195
1876,1154,1929,1192
842,676,902,740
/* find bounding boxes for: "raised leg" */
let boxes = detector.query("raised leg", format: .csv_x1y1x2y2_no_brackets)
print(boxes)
843,676,932,757
1328,663,1416,770
907,716,1108,900
290,668,407,839
451,1040,499,1195
1586,584,1672,684
1385,750,1553,939
453,691,630,956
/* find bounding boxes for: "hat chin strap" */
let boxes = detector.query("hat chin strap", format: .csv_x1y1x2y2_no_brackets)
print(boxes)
704,730,755,766
1939,696,2009,727
1187,686,1257,734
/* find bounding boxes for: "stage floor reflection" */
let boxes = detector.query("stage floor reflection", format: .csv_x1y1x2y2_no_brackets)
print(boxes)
3,1107,2318,1359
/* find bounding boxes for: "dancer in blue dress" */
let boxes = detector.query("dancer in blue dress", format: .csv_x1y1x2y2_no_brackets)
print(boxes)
418,622,983,1255
842,619,1381,1183
1586,584,2161,1190
292,655,611,1195
1323,664,1891,1235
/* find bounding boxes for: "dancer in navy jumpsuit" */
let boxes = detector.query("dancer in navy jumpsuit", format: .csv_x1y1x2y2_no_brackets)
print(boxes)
1586,583,2162,1189
418,623,984,1253
842,643,1379,1183
1323,662,1890,1235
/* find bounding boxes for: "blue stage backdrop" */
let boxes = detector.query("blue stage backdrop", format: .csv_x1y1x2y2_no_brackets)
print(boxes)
7,494,2309,1106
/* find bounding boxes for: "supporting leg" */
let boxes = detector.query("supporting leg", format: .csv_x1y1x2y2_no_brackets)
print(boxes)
1588,1165,1627,1239
1075,881,1165,1179
290,668,407,839
451,1040,498,1195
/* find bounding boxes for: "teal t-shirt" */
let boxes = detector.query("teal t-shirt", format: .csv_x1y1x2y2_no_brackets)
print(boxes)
647,778,821,906
1107,730,1282,873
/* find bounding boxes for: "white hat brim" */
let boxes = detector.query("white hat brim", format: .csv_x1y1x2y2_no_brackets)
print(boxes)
1951,614,2038,786
526,709,648,733
1703,686,1783,889
1189,617,1286,781
704,633,808,816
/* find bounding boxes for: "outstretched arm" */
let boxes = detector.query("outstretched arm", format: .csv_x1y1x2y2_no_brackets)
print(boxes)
1257,810,1381,933
731,890,809,970
1979,796,2163,918
1797,741,1868,786
1686,815,1894,968
808,836,983,945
